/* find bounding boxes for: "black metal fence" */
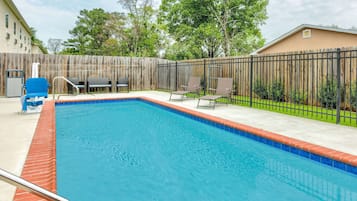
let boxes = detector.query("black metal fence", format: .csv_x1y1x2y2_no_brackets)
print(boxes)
158,48,357,127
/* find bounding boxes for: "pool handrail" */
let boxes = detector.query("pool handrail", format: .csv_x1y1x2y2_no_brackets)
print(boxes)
52,76,79,100
0,168,69,201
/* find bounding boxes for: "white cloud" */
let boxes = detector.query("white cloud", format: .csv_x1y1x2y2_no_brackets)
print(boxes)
13,0,78,43
12,0,122,44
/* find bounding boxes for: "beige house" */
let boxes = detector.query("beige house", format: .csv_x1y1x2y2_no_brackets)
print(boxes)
255,24,357,54
31,44,44,54
0,0,32,53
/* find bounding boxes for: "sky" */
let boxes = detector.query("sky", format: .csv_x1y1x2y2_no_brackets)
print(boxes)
261,0,357,43
12,0,357,47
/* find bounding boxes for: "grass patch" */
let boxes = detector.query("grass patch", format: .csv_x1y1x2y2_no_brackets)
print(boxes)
228,95,357,127
160,89,357,127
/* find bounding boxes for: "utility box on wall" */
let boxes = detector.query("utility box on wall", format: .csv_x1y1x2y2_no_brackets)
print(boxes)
6,69,24,97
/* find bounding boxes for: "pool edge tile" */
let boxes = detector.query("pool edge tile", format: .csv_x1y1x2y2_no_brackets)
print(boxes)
141,97,357,171
14,101,57,201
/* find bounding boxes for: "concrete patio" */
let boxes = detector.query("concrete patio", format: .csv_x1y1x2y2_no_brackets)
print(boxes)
0,91,356,201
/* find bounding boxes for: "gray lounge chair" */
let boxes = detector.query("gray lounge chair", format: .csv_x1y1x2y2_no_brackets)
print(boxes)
197,77,233,109
169,76,201,101
116,77,129,92
67,77,85,94
87,77,112,92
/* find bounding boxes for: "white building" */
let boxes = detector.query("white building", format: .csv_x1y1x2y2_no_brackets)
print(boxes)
0,0,32,53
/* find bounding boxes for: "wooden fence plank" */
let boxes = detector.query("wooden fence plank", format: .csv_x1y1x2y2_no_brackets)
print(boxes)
0,53,169,96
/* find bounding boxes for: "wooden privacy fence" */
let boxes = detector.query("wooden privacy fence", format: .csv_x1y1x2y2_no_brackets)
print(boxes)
1,48,356,125
0,53,167,95
158,48,357,126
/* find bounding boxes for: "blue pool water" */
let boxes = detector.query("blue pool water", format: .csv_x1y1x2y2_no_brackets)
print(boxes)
56,100,357,201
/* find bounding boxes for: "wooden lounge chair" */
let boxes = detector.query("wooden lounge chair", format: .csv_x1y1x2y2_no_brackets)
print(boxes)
116,77,129,92
197,77,233,109
169,76,201,101
87,77,112,92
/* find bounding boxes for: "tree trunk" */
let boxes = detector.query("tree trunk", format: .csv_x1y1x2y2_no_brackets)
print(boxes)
222,1,230,57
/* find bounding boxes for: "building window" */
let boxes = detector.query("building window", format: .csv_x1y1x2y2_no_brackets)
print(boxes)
14,22,16,35
5,14,9,28
20,28,22,39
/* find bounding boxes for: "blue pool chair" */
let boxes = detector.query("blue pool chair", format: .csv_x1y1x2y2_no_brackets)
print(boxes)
21,78,49,112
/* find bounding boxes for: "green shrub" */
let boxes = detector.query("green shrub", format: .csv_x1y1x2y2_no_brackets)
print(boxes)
351,83,357,110
290,90,307,104
253,80,268,99
233,83,239,95
269,80,285,102
318,79,345,108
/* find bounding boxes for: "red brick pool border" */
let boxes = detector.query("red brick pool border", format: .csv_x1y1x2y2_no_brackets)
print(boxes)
14,101,56,201
14,97,357,200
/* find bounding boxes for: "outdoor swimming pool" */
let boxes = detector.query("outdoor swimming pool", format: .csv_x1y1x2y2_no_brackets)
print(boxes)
56,99,357,201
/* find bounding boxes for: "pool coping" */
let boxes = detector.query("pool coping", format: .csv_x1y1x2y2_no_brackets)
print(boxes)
14,101,56,201
14,97,357,200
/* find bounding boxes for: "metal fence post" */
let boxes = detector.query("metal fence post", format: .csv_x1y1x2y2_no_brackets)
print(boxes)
336,48,341,124
168,61,171,90
156,61,159,90
203,59,207,95
249,55,253,107
130,57,132,91
175,61,178,91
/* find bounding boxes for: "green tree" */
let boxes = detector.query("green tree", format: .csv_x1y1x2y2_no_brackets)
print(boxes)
103,12,128,55
30,27,48,54
101,38,121,56
159,0,268,58
118,0,161,57
165,40,203,60
197,23,223,57
47,38,62,54
63,5,160,57
63,8,111,55
165,23,222,59
106,12,127,39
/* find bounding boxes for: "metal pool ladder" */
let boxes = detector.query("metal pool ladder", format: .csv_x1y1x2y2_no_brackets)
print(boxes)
0,168,68,201
52,76,80,100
